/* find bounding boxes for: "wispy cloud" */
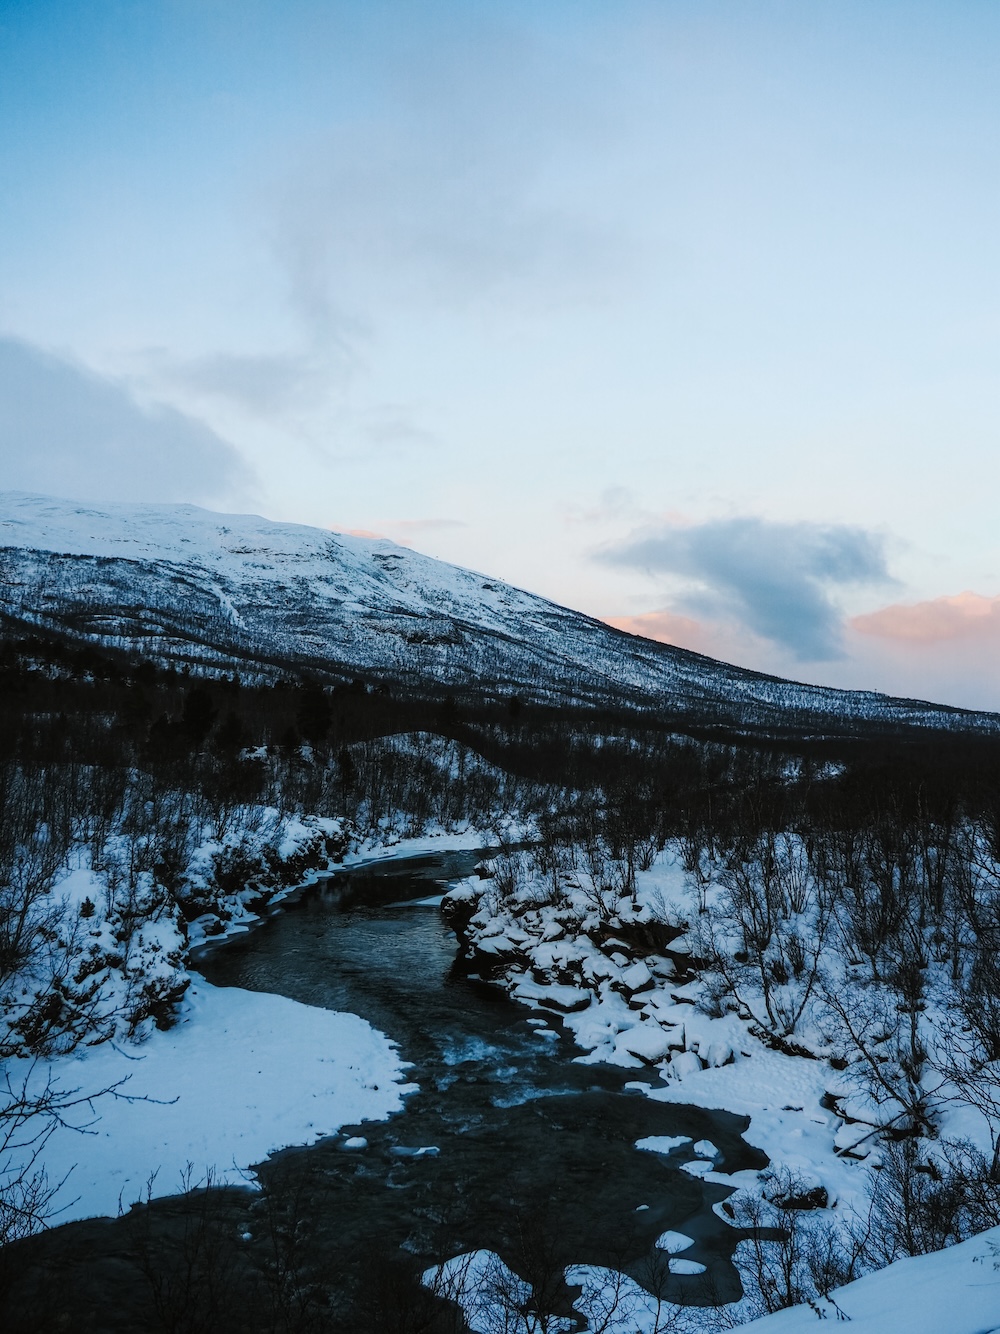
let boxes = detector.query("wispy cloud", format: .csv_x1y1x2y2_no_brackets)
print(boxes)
151,349,336,420
564,486,647,526
262,16,625,337
386,518,468,535
0,337,252,506
359,414,440,452
599,516,893,660
331,517,467,547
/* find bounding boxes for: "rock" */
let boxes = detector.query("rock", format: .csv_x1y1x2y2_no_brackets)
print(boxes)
581,956,615,984
767,1177,829,1210
513,980,590,1013
618,960,654,993
702,1040,734,1068
668,1050,704,1079
615,1024,673,1063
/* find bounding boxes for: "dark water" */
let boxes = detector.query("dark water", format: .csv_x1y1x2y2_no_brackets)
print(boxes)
192,848,764,1306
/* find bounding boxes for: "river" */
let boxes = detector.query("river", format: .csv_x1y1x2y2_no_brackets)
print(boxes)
197,848,763,1309
5,846,765,1332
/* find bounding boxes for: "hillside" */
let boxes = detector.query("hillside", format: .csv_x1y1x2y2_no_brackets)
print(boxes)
0,491,994,738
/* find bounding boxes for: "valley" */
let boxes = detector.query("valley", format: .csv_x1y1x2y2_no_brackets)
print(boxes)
1,495,1000,1331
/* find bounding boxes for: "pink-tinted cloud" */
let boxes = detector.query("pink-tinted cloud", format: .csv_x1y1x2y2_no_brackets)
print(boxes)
851,591,1000,644
330,518,467,544
603,608,767,666
605,608,708,648
604,602,1000,713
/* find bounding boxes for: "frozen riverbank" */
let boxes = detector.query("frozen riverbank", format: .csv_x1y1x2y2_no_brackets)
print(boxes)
5,977,411,1224
441,837,1000,1323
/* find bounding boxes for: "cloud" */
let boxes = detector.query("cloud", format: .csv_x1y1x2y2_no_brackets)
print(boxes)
263,17,626,336
604,608,714,653
599,516,893,660
332,518,467,546
851,591,1000,644
0,337,252,506
565,487,644,526
385,518,468,535
153,350,333,420
359,414,440,452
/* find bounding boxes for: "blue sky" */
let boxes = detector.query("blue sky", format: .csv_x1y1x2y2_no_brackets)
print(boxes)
2,1,999,708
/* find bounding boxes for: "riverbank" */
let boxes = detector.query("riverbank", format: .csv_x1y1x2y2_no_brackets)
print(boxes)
3,826,493,1228
4,977,412,1224
4,838,771,1334
441,839,1000,1322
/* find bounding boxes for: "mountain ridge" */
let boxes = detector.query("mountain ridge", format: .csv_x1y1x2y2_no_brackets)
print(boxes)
0,491,995,738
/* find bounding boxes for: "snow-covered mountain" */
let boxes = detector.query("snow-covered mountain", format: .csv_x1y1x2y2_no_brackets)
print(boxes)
0,491,995,736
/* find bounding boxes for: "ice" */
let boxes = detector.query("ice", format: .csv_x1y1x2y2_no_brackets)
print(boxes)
669,1257,706,1275
679,1159,715,1178
635,1135,692,1156
654,1230,694,1254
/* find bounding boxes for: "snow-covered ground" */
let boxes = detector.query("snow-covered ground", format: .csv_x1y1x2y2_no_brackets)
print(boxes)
447,842,997,1193
439,839,1000,1326
9,825,1000,1332
2,826,497,1230
6,977,412,1225
740,1224,1000,1333
426,1228,1000,1333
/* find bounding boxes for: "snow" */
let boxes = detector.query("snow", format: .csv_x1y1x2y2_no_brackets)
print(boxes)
636,1135,692,1157
615,1024,674,1063
739,1224,1000,1333
668,1257,706,1275
564,1264,680,1333
653,1230,695,1253
424,1250,575,1334
678,1159,715,1178
513,980,591,1013
5,977,410,1224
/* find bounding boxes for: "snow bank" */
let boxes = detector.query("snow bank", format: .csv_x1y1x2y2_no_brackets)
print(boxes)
740,1223,1000,1333
6,977,410,1224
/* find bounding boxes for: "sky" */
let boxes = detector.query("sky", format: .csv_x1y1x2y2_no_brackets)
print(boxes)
1,0,999,710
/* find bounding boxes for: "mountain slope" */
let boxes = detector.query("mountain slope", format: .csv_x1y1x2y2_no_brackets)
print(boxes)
0,491,995,737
